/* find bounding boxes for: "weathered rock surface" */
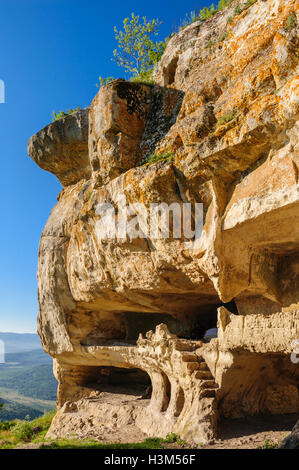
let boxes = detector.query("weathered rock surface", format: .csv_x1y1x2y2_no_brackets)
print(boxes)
28,0,299,444
28,108,90,186
281,419,299,448
89,80,152,184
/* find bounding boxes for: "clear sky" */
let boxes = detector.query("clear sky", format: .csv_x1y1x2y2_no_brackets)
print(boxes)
0,0,213,333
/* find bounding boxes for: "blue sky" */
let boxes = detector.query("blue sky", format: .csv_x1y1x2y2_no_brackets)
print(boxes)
0,0,214,333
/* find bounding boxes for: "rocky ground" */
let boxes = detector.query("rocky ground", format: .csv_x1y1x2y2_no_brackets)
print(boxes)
16,414,298,449
202,413,299,449
16,388,299,449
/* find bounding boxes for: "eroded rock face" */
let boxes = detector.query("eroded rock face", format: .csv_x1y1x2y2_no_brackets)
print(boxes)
281,419,299,448
89,79,152,184
28,0,299,444
28,108,90,187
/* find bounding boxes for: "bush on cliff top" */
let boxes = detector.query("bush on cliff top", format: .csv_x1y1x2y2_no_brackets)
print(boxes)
51,107,80,122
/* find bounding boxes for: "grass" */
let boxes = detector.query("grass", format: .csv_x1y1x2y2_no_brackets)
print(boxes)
205,39,215,48
258,439,280,449
234,0,257,16
0,411,191,449
0,410,56,448
285,12,296,31
143,151,174,165
96,76,115,88
164,432,186,446
52,107,80,122
217,31,228,42
178,0,233,32
216,110,238,127
130,69,156,86
85,191,93,202
272,86,283,96
205,30,228,49
39,437,166,450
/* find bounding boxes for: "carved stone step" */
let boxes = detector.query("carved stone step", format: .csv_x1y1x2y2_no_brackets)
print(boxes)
181,352,199,362
194,370,213,380
202,379,218,388
185,362,200,372
199,388,217,399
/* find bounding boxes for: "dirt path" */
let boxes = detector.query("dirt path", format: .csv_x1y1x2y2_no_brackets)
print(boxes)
201,413,299,448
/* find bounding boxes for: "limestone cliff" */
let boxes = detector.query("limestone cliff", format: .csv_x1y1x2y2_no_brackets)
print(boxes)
28,0,299,444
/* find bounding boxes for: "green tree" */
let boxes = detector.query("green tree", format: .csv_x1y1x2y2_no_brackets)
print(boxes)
112,13,165,79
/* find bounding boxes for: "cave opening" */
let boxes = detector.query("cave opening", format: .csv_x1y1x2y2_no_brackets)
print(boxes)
123,299,239,343
74,365,152,399
164,56,178,86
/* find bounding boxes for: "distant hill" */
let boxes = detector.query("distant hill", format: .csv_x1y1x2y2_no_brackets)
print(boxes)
0,332,42,353
4,349,52,366
0,333,56,421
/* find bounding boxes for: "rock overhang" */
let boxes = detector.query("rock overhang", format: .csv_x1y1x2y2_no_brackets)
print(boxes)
28,0,299,444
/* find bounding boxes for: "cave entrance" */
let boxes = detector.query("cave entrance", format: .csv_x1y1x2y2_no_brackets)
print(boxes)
124,299,238,343
72,365,152,400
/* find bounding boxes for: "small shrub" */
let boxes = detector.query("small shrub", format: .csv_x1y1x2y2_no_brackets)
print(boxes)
179,0,233,31
205,39,215,48
130,69,155,85
52,107,80,122
0,421,16,431
227,15,234,23
96,76,115,88
200,5,216,20
272,86,283,96
85,191,93,202
11,410,55,443
259,439,279,449
180,10,199,29
234,0,257,16
144,151,174,164
12,421,33,441
164,432,178,443
164,433,186,445
216,110,237,127
244,0,257,8
29,410,56,433
217,0,232,9
217,31,228,42
285,12,296,30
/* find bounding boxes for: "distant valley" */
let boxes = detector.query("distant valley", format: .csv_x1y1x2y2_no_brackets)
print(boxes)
0,333,57,421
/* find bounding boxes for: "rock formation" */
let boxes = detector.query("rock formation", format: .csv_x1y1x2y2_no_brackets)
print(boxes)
28,0,299,444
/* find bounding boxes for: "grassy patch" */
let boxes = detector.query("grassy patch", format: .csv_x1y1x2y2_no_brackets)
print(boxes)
164,432,186,446
234,0,257,16
39,437,166,450
178,0,233,31
217,31,228,43
0,411,192,450
0,410,56,448
52,107,80,122
285,12,296,31
205,39,215,49
96,76,115,88
143,151,174,165
216,110,238,127
130,69,156,86
258,439,280,449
